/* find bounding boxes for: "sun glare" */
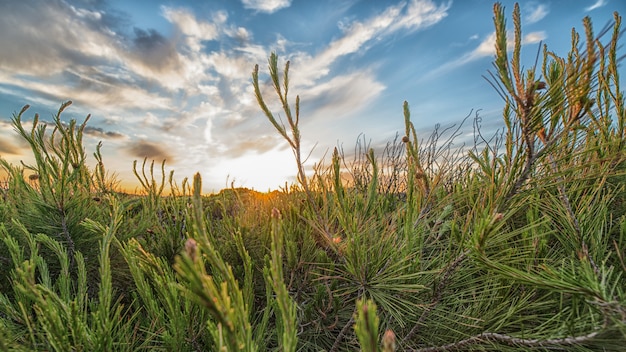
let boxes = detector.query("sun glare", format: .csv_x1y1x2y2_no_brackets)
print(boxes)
211,148,302,192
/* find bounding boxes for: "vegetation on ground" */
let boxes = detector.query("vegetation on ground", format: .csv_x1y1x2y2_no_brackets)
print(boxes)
0,3,625,351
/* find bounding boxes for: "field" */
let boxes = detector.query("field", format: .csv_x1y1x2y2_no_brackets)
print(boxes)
1,3,625,351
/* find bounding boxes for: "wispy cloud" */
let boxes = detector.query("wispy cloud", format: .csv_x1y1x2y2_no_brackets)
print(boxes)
294,0,450,85
585,0,607,12
300,71,386,123
161,6,221,51
241,0,292,14
0,1,120,76
424,30,546,79
0,138,21,155
0,1,184,113
0,0,445,118
124,140,174,162
524,3,549,24
83,126,126,140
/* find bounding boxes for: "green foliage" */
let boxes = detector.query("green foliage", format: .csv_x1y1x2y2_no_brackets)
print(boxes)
173,174,257,351
0,197,143,351
355,299,380,352
0,2,625,351
0,102,115,293
263,207,298,351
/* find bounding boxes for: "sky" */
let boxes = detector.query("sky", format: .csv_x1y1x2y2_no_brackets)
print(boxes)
0,0,623,193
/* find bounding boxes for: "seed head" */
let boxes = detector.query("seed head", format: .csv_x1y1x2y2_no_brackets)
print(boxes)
382,329,396,351
19,105,30,116
271,207,281,219
185,238,198,261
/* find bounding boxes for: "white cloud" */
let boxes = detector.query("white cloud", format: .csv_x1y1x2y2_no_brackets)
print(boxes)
294,0,450,86
162,6,220,51
241,0,292,13
469,30,546,60
522,31,546,44
69,5,103,21
0,2,121,76
207,52,256,80
0,0,445,117
424,30,547,79
473,32,499,58
386,0,451,33
525,3,549,24
302,71,386,122
0,1,222,105
585,0,607,11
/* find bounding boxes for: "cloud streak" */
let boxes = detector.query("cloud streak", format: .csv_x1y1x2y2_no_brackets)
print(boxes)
83,126,126,139
241,0,292,13
124,140,173,162
294,0,450,85
424,29,546,80
585,0,607,12
525,3,549,24
0,139,21,155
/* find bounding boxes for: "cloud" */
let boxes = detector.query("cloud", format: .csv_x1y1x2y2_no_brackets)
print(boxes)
425,30,547,79
293,0,450,86
0,1,184,113
386,0,451,33
220,134,284,158
83,126,126,139
0,1,230,114
524,3,549,24
0,0,443,124
585,0,607,11
131,28,181,72
161,6,221,51
124,140,173,162
522,31,546,44
0,138,21,155
207,52,257,80
241,0,292,13
2,70,174,114
300,71,386,122
0,1,121,76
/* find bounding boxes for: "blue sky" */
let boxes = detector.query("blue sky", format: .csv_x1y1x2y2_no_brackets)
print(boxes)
0,0,622,193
